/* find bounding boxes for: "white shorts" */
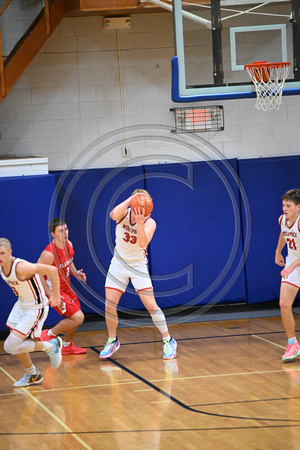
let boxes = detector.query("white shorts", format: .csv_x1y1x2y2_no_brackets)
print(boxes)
6,301,49,339
105,256,153,293
282,256,300,289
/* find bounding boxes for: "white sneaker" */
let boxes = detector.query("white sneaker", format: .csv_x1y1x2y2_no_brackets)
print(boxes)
13,370,43,388
48,337,62,369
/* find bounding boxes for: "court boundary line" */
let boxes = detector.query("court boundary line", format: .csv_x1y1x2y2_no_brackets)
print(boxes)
192,394,300,407
90,347,300,423
0,331,299,440
2,423,300,436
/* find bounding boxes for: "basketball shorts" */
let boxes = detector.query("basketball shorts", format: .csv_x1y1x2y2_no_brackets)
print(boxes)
6,301,49,339
105,255,153,293
282,256,300,289
53,287,81,318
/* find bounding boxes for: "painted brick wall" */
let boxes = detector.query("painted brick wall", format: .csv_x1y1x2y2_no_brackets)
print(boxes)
0,11,299,171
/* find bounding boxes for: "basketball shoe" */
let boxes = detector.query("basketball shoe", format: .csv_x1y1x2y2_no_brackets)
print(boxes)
40,329,54,341
282,341,300,362
61,342,87,355
47,337,63,369
99,339,120,358
13,370,43,388
163,337,177,360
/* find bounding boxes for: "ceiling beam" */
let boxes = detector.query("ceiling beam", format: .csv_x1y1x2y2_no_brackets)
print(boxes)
65,0,212,17
65,0,164,17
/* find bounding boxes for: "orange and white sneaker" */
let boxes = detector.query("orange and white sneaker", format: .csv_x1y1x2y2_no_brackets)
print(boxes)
61,342,87,355
282,341,300,363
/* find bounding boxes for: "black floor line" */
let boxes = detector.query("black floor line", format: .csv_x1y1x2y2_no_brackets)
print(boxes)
92,347,300,423
2,423,300,436
191,396,300,407
0,327,292,356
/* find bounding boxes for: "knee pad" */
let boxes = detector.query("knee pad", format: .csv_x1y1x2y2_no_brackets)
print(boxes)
4,334,23,354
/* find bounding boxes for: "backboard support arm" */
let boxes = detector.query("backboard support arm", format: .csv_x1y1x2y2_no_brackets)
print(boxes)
291,0,300,80
211,0,224,84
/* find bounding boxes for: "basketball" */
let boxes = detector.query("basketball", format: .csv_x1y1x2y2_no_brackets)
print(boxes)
130,193,153,216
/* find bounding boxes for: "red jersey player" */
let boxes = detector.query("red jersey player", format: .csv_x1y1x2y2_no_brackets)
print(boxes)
38,218,87,355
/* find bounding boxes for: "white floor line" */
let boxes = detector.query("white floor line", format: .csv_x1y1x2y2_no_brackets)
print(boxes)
252,334,285,349
0,367,92,450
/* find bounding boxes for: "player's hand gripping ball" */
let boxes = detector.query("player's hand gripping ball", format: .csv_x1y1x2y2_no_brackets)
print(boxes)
130,194,153,216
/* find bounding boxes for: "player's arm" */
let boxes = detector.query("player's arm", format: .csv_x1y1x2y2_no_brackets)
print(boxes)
136,215,156,248
275,232,286,266
16,261,60,307
67,240,86,283
110,195,137,222
37,250,56,298
37,250,54,266
70,261,86,283
275,217,286,267
281,257,300,279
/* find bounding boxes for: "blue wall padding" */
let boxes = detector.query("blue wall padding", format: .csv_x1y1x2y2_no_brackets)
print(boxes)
144,160,247,308
51,166,149,316
238,155,300,304
0,156,299,331
0,174,61,330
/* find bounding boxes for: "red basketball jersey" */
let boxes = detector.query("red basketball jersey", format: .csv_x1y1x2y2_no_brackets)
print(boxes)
44,241,74,291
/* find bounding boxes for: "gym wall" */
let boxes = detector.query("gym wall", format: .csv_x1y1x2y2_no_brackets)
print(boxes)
1,155,298,331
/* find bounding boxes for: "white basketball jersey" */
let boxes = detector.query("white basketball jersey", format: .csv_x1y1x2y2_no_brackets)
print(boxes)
0,258,47,308
114,209,149,262
281,214,300,261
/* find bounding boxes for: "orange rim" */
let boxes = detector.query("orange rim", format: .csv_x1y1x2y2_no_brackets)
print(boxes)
244,61,290,83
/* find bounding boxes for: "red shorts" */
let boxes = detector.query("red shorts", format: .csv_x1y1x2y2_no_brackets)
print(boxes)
53,287,81,318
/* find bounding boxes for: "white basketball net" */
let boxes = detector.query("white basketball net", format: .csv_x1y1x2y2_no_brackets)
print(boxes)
245,63,290,111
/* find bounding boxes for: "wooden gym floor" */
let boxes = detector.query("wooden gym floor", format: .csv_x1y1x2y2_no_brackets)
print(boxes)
1,315,300,450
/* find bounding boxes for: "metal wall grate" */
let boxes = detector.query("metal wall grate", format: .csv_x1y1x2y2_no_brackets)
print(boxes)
170,106,224,133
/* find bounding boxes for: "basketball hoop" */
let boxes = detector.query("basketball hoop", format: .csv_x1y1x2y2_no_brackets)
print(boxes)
244,61,290,111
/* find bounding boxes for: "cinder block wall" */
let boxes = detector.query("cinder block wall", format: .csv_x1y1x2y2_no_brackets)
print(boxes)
0,0,42,56
0,12,299,171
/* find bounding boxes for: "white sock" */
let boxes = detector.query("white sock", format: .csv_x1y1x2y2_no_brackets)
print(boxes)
47,329,56,337
63,341,71,347
26,365,37,374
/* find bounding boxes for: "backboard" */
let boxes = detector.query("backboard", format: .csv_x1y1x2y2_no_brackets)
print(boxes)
170,0,300,102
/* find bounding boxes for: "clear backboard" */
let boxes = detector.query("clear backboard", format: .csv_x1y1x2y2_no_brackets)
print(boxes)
170,0,300,102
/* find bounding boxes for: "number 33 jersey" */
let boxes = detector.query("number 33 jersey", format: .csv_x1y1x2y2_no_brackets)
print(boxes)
114,208,150,263
280,214,300,262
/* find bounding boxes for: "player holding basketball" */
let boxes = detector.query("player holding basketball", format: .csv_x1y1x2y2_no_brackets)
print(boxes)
100,189,177,360
0,238,62,387
275,189,300,362
38,218,87,354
